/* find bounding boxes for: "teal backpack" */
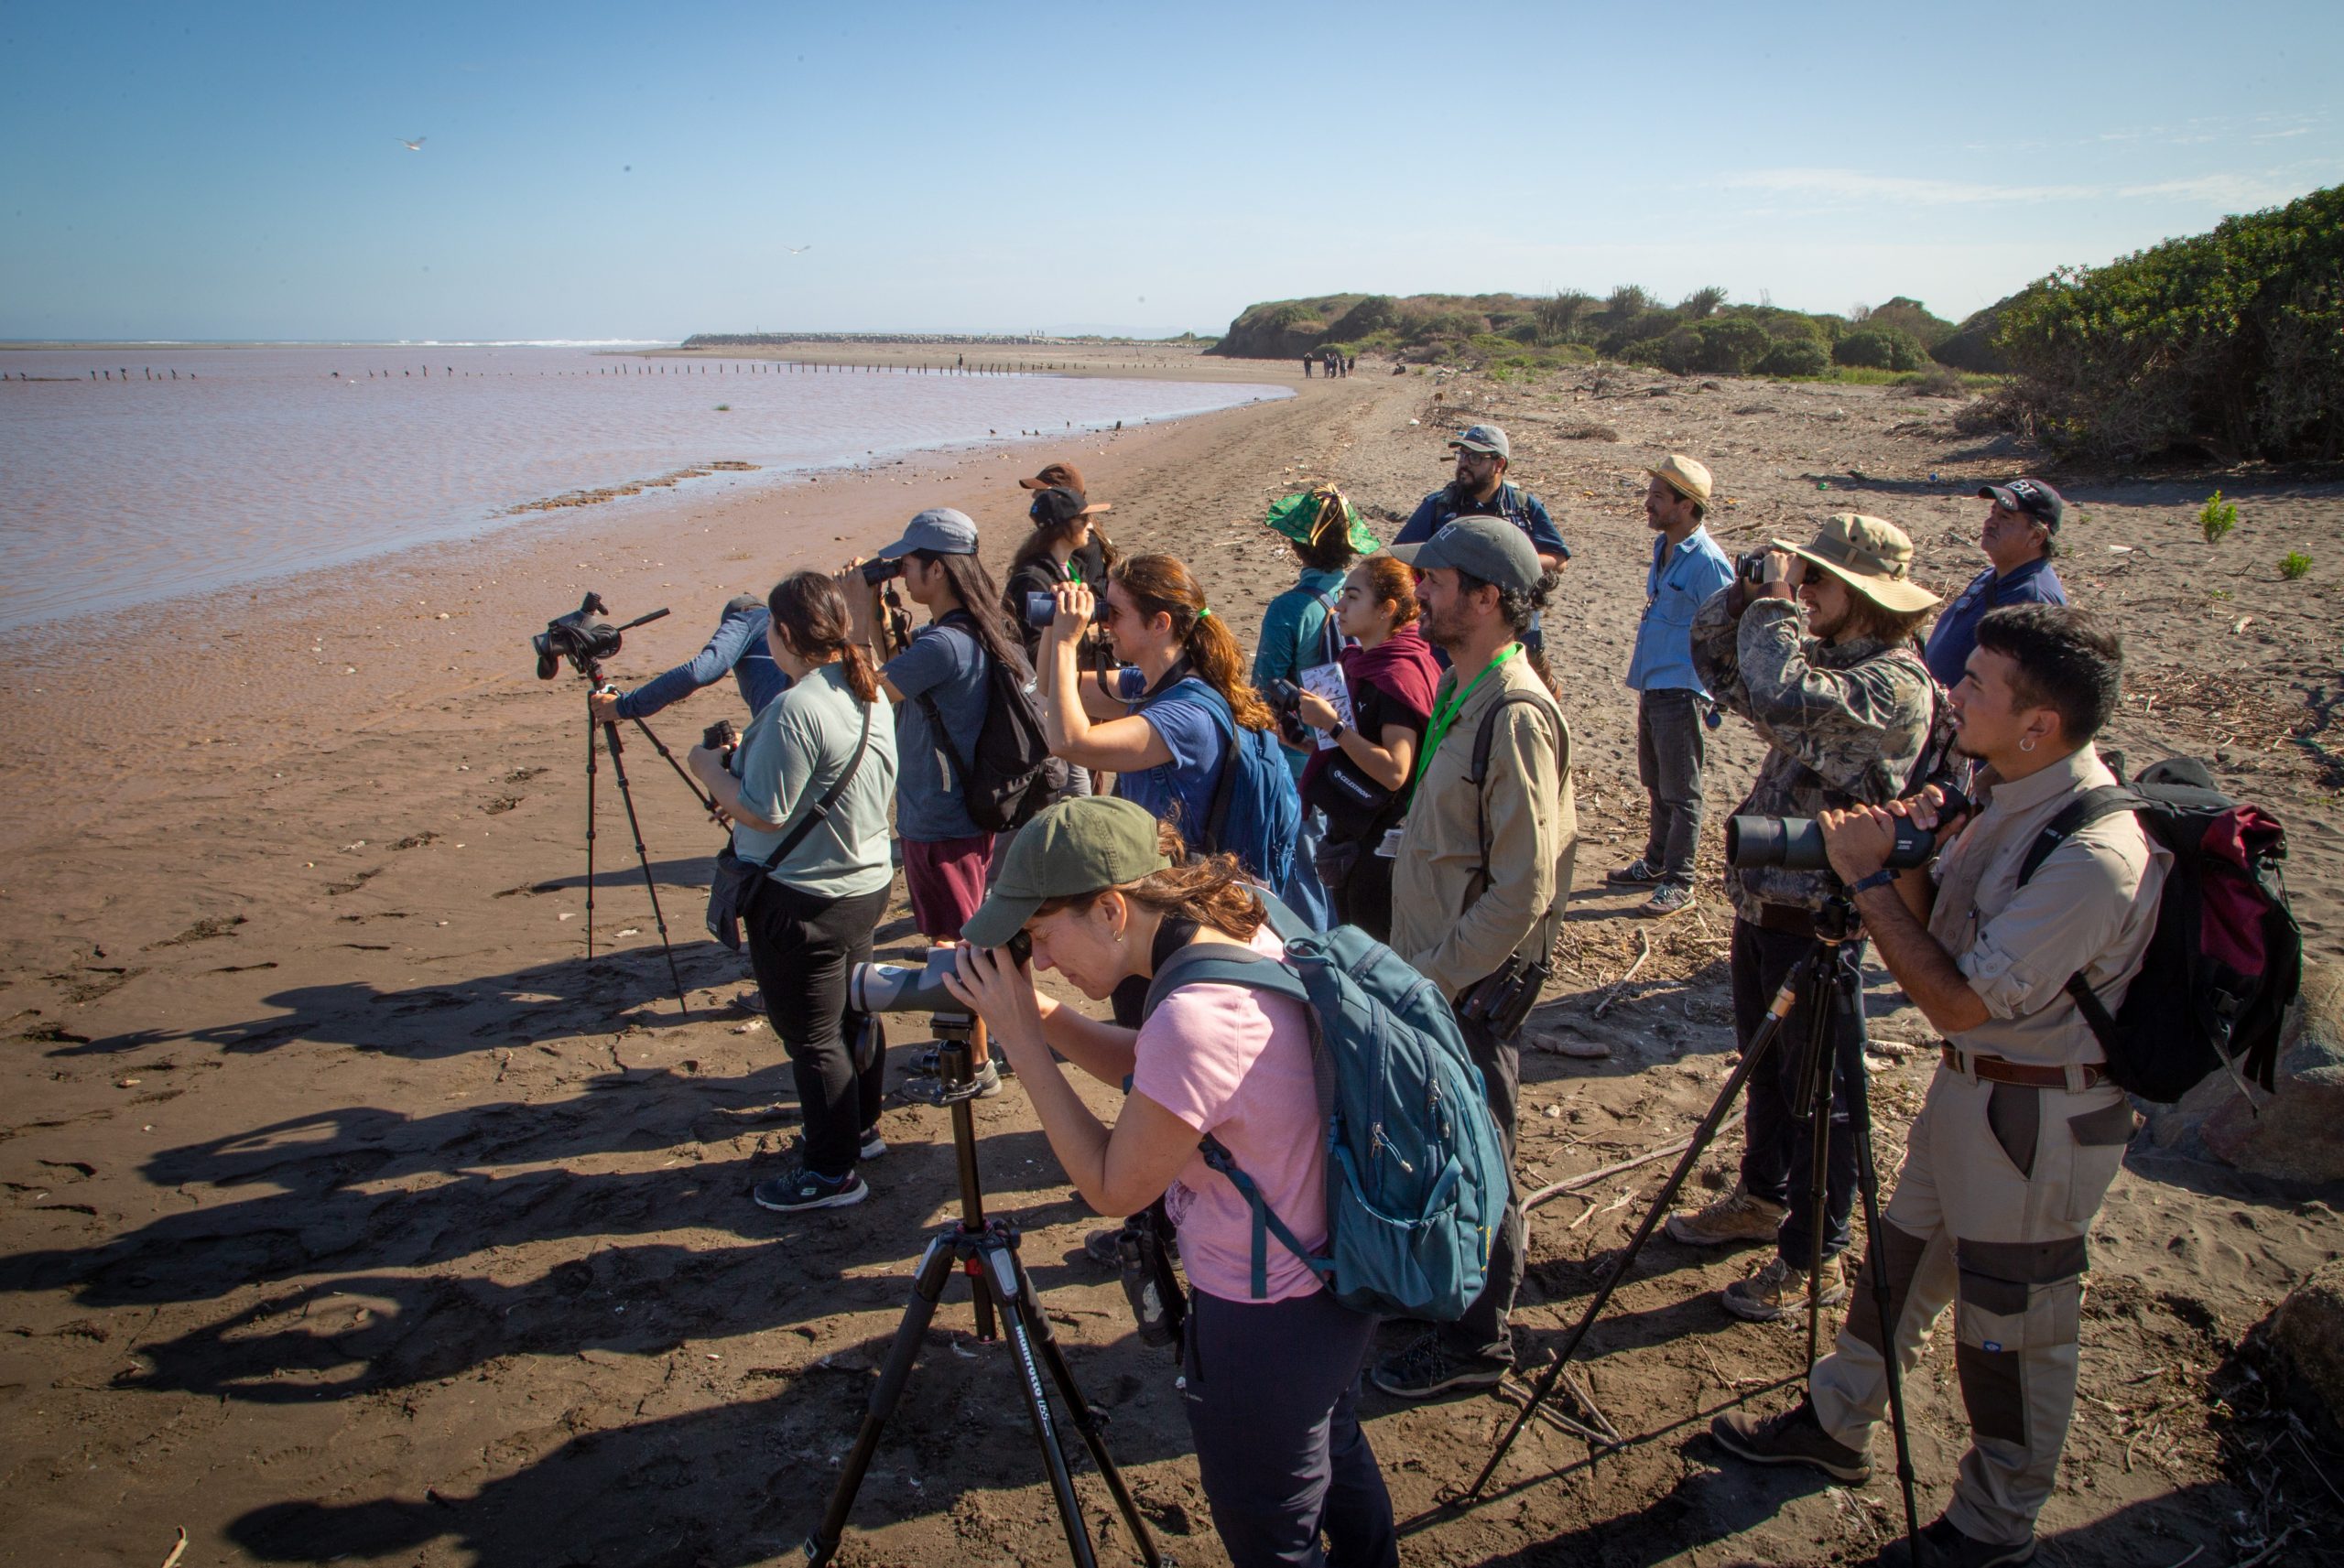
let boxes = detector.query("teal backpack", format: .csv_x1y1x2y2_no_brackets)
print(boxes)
1140,894,1511,1321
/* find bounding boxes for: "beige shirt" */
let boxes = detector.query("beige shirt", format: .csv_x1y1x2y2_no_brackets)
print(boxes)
1391,649,1579,999
1928,746,2169,1066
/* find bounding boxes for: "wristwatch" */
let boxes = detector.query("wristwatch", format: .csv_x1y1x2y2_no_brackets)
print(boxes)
1848,869,1898,897
1328,722,1347,742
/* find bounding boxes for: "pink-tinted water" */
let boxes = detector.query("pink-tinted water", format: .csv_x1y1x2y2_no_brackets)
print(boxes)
0,343,1285,631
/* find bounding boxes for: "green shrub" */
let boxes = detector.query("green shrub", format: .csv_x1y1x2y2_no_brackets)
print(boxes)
2200,491,2238,543
1865,297,1957,348
2280,551,2313,579
1692,318,1773,373
1994,183,2344,462
1757,339,1831,376
1834,326,1931,371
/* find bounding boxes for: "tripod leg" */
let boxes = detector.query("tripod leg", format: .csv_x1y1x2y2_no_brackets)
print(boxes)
949,1092,999,1342
1461,955,1819,1503
1797,966,1840,1374
980,1240,1101,1568
584,705,600,964
1836,961,1924,1557
803,1233,961,1568
599,722,690,1016
629,716,716,815
1005,1238,1165,1568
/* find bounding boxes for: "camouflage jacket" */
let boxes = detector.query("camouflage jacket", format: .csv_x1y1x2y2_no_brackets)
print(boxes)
1691,589,1948,918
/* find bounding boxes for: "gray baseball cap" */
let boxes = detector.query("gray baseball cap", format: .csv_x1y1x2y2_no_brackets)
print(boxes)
1449,423,1511,460
876,506,980,558
1387,514,1542,592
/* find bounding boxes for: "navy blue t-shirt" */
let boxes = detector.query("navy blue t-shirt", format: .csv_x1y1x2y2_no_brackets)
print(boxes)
1924,557,2068,689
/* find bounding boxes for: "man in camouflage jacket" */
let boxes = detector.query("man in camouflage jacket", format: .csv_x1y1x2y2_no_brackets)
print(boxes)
1666,514,1948,1325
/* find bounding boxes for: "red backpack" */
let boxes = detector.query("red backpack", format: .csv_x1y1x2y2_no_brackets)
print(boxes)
2015,756,2302,1103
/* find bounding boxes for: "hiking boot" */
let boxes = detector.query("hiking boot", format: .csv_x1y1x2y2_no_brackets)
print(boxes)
1606,858,1662,886
1709,1399,1872,1483
1369,1333,1510,1400
1720,1253,1849,1323
751,1164,870,1214
1876,1517,2037,1568
1637,884,1694,919
1665,1182,1788,1248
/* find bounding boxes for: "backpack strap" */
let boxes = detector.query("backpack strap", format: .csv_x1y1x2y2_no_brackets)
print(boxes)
1139,940,1331,1299
1311,588,1344,669
1469,687,1568,935
1158,677,1241,857
912,614,984,791
2013,785,2144,1058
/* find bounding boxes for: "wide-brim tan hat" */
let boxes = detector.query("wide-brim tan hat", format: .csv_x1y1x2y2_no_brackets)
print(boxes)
1644,453,1713,508
1770,514,1939,613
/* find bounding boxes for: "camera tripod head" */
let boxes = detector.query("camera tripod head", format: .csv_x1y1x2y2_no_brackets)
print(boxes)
533,591,671,682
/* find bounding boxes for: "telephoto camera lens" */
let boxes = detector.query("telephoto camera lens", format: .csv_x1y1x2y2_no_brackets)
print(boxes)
1725,786,1971,873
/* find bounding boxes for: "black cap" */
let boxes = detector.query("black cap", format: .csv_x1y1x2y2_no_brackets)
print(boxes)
1028,485,1110,528
1978,477,2066,532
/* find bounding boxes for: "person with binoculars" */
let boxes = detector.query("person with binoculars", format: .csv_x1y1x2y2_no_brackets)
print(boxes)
1712,604,2164,1568
688,572,898,1214
938,796,1398,1568
1667,514,1946,1324
856,508,1028,1097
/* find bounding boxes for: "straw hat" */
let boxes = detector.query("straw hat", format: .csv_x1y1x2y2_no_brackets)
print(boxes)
1644,453,1713,508
1769,514,1939,613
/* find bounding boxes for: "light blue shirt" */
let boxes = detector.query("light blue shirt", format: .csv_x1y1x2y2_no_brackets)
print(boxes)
1627,525,1735,695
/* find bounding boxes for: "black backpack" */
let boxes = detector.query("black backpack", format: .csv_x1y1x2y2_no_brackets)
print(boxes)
2015,756,2302,1103
916,611,1063,835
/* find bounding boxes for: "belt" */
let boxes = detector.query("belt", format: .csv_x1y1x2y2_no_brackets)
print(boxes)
1749,902,1816,935
1940,1045,2106,1089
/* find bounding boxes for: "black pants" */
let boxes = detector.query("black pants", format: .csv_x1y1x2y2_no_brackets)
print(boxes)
1636,687,1708,890
1184,1287,1396,1568
1438,1011,1523,1364
744,878,889,1179
1326,838,1395,944
1731,918,1864,1265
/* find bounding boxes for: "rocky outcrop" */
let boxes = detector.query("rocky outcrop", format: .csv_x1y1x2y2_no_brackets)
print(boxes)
2148,962,2344,1184
2271,1259,2344,1426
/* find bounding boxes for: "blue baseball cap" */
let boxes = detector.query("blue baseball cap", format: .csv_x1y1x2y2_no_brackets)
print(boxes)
876,507,980,558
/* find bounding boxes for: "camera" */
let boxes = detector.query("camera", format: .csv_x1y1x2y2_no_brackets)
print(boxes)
848,934,1033,1016
1726,786,1971,872
701,719,740,754
533,592,668,679
1261,678,1309,747
860,557,904,587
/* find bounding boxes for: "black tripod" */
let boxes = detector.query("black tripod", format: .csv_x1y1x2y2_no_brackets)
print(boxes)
576,664,697,1016
1460,892,1920,1559
804,1021,1163,1568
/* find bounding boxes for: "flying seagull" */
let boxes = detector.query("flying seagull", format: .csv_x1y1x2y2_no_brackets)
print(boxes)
401,136,427,152
785,244,811,254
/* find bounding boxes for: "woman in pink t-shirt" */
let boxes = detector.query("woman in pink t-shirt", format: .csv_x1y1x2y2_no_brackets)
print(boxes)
949,797,1396,1568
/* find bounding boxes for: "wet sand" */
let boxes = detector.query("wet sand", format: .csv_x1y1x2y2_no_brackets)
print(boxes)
2,359,2339,1567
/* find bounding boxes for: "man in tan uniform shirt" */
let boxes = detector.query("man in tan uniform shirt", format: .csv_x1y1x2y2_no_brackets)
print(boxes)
1373,515,1577,1400
1713,604,2166,1568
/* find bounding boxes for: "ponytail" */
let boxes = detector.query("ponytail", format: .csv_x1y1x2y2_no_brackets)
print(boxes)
767,570,882,704
1110,554,1275,731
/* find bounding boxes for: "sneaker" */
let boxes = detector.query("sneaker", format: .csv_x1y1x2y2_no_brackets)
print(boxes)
1709,1399,1872,1483
1606,858,1662,886
1084,1226,1124,1268
752,1164,870,1213
1637,884,1693,919
1369,1333,1510,1400
1878,1517,2036,1568
1665,1182,1789,1248
1720,1253,1849,1323
969,1059,1004,1098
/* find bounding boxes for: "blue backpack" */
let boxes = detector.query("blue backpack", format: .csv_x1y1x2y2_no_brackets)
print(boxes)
1162,677,1300,894
1140,894,1512,1322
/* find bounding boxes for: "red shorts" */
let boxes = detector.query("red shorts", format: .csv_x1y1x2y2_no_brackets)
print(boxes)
903,834,996,941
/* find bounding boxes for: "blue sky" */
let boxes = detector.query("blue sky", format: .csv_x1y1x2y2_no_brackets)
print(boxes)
4,0,2339,342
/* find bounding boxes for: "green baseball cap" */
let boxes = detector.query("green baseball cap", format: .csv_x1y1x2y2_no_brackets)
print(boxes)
960,795,1173,948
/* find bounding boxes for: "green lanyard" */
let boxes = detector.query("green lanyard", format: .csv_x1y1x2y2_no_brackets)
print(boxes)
1414,643,1519,786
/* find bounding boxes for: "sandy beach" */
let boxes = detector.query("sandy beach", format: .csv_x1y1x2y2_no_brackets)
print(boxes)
2,354,2339,1567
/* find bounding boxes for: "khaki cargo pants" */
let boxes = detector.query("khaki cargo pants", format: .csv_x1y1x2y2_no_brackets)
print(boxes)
1808,1058,2135,1547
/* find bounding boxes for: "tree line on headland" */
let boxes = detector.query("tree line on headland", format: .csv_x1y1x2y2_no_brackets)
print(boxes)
1211,183,2343,467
